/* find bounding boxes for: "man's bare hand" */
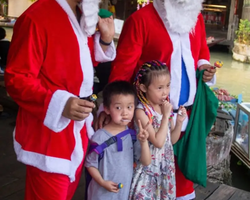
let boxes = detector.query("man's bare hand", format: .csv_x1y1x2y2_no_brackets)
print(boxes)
98,16,115,44
62,97,95,121
199,64,216,82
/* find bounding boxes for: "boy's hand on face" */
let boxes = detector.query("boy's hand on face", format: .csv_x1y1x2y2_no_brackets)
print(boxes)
101,180,119,193
62,97,95,121
176,106,187,122
137,120,150,143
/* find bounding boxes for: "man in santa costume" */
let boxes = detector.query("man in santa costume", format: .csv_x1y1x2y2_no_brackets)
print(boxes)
4,0,115,199
98,0,216,199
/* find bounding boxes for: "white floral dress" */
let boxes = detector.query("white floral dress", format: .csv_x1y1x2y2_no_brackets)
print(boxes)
129,104,176,200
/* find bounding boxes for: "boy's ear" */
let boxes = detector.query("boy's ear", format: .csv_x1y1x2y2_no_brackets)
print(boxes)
104,106,110,115
139,84,147,93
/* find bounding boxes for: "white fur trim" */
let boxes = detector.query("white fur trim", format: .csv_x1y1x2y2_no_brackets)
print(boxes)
55,1,93,180
94,32,116,62
168,31,182,109
181,33,196,108
56,0,94,98
86,113,95,139
13,127,84,182
206,74,216,86
167,31,196,110
44,90,74,133
197,59,216,86
197,59,210,68
77,30,94,98
153,0,203,34
81,0,100,36
176,191,195,200
69,120,84,181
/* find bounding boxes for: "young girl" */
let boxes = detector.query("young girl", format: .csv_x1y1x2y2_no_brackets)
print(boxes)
129,60,187,200
85,81,151,200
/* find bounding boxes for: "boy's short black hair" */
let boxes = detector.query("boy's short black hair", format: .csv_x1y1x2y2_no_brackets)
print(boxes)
0,27,6,40
103,80,137,108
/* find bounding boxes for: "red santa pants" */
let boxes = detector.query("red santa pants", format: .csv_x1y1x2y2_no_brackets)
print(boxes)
25,127,89,200
175,109,194,198
175,159,194,197
25,162,83,200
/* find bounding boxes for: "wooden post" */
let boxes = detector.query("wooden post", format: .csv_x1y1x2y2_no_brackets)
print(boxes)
227,0,237,41
242,6,250,21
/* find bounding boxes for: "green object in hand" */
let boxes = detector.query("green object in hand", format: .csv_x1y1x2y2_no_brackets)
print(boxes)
98,9,113,18
173,69,219,187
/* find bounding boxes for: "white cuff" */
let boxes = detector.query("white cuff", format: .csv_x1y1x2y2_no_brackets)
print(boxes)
197,59,216,86
94,32,116,62
197,59,210,68
44,90,75,133
206,74,216,86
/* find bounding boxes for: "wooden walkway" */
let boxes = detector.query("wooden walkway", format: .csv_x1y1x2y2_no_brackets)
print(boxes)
1,107,250,199
194,182,250,200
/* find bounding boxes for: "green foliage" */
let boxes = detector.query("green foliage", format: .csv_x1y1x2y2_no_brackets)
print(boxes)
0,0,7,4
137,0,147,4
218,101,237,111
235,19,250,45
137,0,152,5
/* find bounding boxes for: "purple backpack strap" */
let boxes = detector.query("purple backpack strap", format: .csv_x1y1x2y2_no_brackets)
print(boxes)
116,129,133,151
90,129,135,155
94,136,117,154
89,142,99,153
129,129,137,143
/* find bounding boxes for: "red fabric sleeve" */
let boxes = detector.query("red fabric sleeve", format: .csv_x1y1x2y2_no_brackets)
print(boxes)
198,14,210,61
4,15,53,120
109,16,143,83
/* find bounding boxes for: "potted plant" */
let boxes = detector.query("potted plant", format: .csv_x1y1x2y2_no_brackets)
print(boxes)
232,19,250,63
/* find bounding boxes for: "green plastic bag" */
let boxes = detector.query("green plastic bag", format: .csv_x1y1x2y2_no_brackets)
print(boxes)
173,69,219,187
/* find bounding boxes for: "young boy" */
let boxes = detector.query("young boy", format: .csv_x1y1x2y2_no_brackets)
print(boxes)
85,80,151,200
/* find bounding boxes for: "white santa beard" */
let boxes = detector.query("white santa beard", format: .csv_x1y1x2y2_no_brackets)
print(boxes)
81,0,100,36
154,0,204,34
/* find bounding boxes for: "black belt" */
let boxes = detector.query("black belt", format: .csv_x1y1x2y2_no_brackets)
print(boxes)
173,105,193,113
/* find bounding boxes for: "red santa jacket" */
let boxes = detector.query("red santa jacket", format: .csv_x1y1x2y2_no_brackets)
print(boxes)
109,3,210,112
5,0,115,181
